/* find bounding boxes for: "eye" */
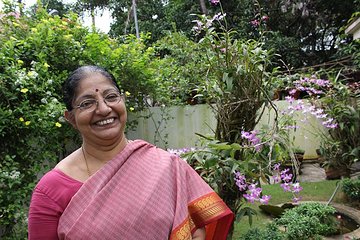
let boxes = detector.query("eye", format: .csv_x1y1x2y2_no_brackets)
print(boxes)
78,99,96,109
105,93,120,102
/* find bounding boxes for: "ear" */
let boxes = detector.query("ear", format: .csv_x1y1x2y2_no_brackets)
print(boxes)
64,110,77,129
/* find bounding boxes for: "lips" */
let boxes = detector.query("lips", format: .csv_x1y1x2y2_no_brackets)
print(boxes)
95,118,115,126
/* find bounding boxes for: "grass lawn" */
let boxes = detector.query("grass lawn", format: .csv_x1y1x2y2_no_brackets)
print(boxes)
232,179,345,239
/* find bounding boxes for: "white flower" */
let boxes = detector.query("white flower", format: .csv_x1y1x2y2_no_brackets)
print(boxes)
41,98,48,104
10,170,20,179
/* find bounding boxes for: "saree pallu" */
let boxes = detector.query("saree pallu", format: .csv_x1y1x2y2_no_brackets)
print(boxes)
58,140,233,240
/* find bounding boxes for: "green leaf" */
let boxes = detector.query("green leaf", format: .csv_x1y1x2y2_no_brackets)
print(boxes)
236,206,258,225
208,143,231,150
204,158,218,168
223,72,233,91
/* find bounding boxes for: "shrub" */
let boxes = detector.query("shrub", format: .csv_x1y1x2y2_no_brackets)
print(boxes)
342,177,360,202
276,202,338,240
239,223,283,240
240,223,284,240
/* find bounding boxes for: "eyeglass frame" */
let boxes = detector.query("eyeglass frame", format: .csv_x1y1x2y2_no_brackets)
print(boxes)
73,91,124,112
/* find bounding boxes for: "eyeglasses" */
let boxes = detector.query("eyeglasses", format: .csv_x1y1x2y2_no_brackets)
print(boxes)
74,92,123,112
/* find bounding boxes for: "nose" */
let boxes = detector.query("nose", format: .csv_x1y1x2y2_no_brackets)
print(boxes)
95,99,111,115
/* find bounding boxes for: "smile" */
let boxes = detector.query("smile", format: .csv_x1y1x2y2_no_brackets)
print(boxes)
96,118,115,126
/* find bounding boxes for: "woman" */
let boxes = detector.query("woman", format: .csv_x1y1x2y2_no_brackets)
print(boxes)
28,65,234,240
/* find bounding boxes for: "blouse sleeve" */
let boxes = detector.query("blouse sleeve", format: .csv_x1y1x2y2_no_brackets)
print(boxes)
28,187,63,240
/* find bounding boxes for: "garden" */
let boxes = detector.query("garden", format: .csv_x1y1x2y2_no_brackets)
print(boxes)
0,0,359,239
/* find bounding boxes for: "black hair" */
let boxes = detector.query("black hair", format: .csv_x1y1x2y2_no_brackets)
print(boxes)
63,65,121,111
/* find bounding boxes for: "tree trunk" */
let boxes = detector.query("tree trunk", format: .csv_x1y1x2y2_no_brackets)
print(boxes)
198,0,208,15
90,5,96,31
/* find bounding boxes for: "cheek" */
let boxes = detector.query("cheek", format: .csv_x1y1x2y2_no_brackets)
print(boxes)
74,113,91,127
119,107,127,123
117,103,127,116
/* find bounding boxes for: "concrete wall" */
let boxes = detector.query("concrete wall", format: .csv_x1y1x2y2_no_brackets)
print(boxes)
126,101,325,159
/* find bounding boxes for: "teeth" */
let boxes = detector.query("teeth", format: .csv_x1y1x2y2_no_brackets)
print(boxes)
96,118,114,126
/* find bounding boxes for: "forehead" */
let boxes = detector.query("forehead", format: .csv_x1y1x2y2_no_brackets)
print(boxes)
76,73,116,95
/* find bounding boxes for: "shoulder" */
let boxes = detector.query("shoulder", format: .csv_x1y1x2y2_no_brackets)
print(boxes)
127,140,192,173
136,140,182,162
36,168,82,190
142,141,192,171
34,169,82,210
55,148,88,183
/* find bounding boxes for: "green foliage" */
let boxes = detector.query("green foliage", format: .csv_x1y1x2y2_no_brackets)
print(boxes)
0,155,33,239
108,0,171,42
107,0,359,69
262,0,357,68
341,177,360,201
154,31,208,104
181,114,299,220
316,78,360,169
182,137,249,213
194,11,278,144
236,206,258,226
239,223,283,240
276,202,338,239
233,180,342,239
40,0,73,17
0,7,82,237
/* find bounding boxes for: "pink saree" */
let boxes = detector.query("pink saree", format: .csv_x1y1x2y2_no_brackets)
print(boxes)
58,140,233,240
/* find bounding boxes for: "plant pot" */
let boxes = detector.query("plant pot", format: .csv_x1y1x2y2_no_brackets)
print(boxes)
325,166,350,180
273,89,287,100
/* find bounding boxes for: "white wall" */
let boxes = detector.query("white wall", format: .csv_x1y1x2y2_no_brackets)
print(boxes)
126,101,324,159
127,104,216,149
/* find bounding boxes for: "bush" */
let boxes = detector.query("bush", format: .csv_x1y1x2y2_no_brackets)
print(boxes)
342,177,360,202
276,202,338,240
239,223,283,240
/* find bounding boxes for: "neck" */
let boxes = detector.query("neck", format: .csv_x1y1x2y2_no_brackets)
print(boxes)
82,134,128,163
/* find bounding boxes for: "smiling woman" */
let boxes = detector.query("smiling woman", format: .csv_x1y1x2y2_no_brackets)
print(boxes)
27,65,234,240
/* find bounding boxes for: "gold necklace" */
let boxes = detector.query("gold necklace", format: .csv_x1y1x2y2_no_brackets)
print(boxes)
81,139,130,177
81,146,91,177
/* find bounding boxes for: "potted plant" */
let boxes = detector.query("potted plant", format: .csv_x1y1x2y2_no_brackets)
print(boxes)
318,101,359,179
293,73,360,180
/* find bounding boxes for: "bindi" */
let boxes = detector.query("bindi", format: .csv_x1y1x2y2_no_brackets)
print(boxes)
95,89,99,92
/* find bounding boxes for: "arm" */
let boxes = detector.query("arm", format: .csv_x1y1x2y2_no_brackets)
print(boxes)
192,227,206,240
28,188,62,240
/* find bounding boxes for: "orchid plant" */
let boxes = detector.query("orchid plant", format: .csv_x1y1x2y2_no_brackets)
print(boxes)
281,73,359,172
234,163,303,206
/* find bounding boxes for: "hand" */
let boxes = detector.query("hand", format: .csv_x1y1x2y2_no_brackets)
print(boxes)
191,227,206,240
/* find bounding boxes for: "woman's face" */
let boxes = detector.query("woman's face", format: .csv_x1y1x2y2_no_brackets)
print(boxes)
65,73,127,146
